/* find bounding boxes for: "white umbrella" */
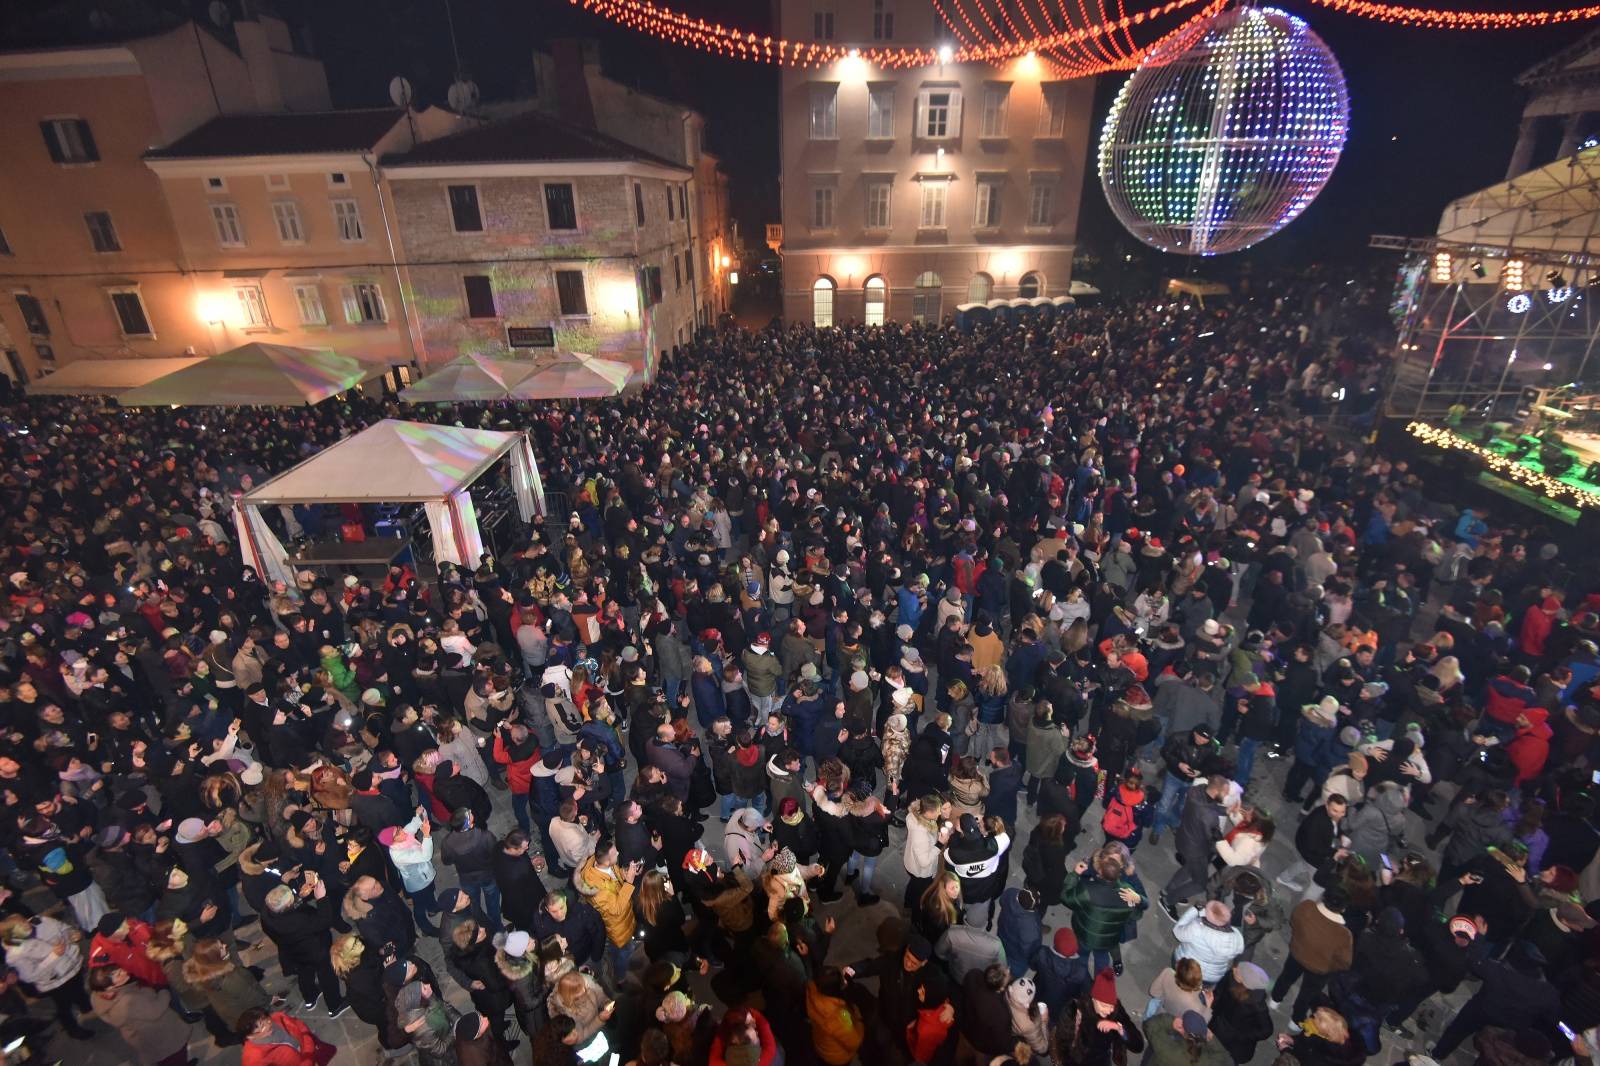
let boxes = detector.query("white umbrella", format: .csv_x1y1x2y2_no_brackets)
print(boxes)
509,352,631,399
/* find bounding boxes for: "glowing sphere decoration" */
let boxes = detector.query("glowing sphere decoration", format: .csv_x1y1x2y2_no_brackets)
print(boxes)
1098,6,1350,256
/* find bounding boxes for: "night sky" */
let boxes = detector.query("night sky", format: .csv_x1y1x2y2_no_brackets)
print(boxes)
279,0,1575,276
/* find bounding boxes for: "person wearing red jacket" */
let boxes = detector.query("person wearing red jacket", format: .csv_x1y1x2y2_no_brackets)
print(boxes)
1482,666,1537,734
492,721,540,836
88,914,167,989
240,1008,336,1066
710,1006,781,1066
1518,596,1561,665
1505,707,1554,784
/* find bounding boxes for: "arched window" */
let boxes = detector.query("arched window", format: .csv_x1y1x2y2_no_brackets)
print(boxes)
864,275,887,326
812,276,836,328
968,272,993,304
912,270,942,323
1018,271,1043,299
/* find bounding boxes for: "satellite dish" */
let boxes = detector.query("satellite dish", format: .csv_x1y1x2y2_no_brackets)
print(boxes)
208,0,231,27
388,76,414,109
446,78,479,113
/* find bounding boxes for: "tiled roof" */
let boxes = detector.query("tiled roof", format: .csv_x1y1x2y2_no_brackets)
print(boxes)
146,108,405,159
382,108,687,171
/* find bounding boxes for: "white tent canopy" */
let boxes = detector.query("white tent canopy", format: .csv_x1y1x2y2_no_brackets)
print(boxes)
1437,144,1600,257
235,419,546,581
517,352,631,399
117,343,387,407
400,353,544,403
28,357,205,396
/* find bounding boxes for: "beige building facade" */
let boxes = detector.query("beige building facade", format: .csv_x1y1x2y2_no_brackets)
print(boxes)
775,0,1094,326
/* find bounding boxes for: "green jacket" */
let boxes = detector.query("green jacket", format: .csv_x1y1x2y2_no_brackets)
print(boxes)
742,649,785,697
1060,870,1146,951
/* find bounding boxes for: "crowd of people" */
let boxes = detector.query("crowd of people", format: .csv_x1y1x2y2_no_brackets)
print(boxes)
0,278,1597,1066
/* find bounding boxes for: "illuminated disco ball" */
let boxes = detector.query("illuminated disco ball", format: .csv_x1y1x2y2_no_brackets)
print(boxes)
1098,6,1349,256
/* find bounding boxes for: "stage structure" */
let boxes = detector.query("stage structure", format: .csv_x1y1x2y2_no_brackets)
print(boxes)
1377,145,1600,525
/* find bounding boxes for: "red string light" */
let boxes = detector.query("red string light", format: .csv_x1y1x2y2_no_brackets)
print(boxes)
1302,0,1600,27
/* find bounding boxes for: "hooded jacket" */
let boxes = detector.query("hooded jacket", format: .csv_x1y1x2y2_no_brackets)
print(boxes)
806,981,865,1065
1505,706,1553,783
573,855,635,947
1343,782,1407,866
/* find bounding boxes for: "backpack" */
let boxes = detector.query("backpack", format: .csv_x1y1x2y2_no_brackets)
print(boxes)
1102,791,1138,839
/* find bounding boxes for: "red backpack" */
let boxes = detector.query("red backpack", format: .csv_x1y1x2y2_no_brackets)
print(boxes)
1102,788,1140,839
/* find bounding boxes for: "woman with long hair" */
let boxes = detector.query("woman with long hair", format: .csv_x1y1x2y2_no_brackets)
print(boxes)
634,869,690,961
546,967,611,1048
916,872,964,942
974,665,1010,756
182,936,273,1045
1145,957,1210,1022
1215,809,1275,869
329,934,404,1052
1022,812,1072,904
949,754,990,820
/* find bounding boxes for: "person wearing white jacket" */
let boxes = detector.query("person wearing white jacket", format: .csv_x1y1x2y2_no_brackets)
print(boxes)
903,795,951,909
1,913,92,1038
1172,901,1245,985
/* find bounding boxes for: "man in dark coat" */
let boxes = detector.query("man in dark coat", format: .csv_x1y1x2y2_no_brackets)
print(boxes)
433,761,492,828
1161,774,1230,914
529,889,606,967
1432,943,1561,1059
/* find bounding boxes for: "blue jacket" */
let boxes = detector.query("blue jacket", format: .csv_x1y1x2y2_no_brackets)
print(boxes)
784,692,826,756
985,764,1024,828
691,672,726,728
997,887,1043,977
1007,641,1048,694
895,586,925,630
1293,715,1338,773
1031,940,1091,1013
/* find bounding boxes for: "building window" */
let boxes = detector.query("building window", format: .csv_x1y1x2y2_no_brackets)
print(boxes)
919,181,947,229
211,203,244,247
813,4,834,39
640,265,663,307
809,85,838,140
968,272,993,303
272,201,304,244
265,174,290,191
555,270,588,316
15,293,49,335
447,185,483,233
1028,181,1055,227
634,182,646,227
666,186,675,221
206,176,228,192
811,186,835,229
293,284,326,326
865,181,892,229
235,285,271,328
0,225,11,256
974,180,1001,228
1038,83,1068,137
873,0,895,39
545,183,578,230
912,271,941,323
332,199,365,242
460,274,497,319
1019,271,1043,298
328,172,349,187
679,185,688,219
980,84,1010,137
107,288,153,337
40,118,98,164
84,211,120,252
812,277,835,328
342,282,387,323
684,252,694,287
673,256,682,290
868,85,895,138
918,89,960,139
864,275,887,326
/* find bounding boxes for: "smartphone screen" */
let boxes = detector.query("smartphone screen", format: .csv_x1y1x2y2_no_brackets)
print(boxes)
1559,1022,1577,1042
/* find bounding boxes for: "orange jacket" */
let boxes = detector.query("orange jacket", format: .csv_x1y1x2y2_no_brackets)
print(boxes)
242,1012,322,1066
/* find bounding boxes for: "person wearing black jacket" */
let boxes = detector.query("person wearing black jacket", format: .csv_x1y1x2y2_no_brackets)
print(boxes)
344,875,416,961
433,760,492,829
441,808,503,932
847,927,934,1066
493,832,548,934
530,889,606,968
1273,644,1321,753
1295,795,1347,868
1432,943,1561,1059
260,878,345,1015
1021,812,1071,904
1209,962,1275,1064
1053,970,1147,1066
772,797,821,866
348,770,409,833
845,781,891,906
444,917,516,1047
1353,908,1431,1031
960,963,1016,1062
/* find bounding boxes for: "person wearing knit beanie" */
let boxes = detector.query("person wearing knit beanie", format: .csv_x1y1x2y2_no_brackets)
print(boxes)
1092,967,1119,1006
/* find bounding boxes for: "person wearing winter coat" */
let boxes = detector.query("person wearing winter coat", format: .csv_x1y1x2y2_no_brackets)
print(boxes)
1060,846,1147,973
1033,927,1092,1016
996,886,1045,978
1352,907,1431,1025
573,843,638,979
1343,781,1408,868
1271,887,1355,1023
88,964,193,1065
1436,789,1515,880
1026,706,1072,804
239,1007,337,1066
903,717,954,800
1173,900,1246,985
960,962,1019,1062
1207,866,1283,961
653,622,693,707
1279,1007,1367,1066
1161,774,1231,911
1208,961,1275,1064
1022,811,1072,907
1052,969,1147,1066
1144,1010,1233,1066
806,968,866,1066
942,813,1011,919
845,781,892,905
182,936,272,1036
881,712,911,801
1285,697,1343,807
709,1006,781,1066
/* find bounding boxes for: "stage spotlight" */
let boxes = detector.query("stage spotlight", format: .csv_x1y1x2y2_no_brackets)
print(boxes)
1547,270,1569,288
1542,445,1574,477
1587,460,1600,483
1470,261,1486,278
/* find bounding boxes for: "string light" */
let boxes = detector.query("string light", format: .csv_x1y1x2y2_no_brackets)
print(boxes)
569,0,1222,72
1407,422,1600,509
1098,6,1349,256
1304,0,1600,29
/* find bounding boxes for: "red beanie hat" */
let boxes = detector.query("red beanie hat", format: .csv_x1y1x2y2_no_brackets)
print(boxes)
1546,865,1580,895
1092,968,1118,1006
1053,928,1079,957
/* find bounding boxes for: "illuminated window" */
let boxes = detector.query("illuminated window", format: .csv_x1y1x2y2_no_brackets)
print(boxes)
812,276,835,328
294,284,326,326
235,285,271,328
342,282,387,324
1019,271,1043,298
918,89,960,139
1028,181,1055,227
919,181,947,228
1503,259,1525,290
211,203,244,247
864,275,886,326
868,85,895,138
1430,251,1452,284
980,84,1009,138
912,271,941,322
968,272,993,303
809,85,838,140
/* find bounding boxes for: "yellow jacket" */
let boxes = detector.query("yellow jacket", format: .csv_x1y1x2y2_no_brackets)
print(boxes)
806,982,865,1065
574,855,636,947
